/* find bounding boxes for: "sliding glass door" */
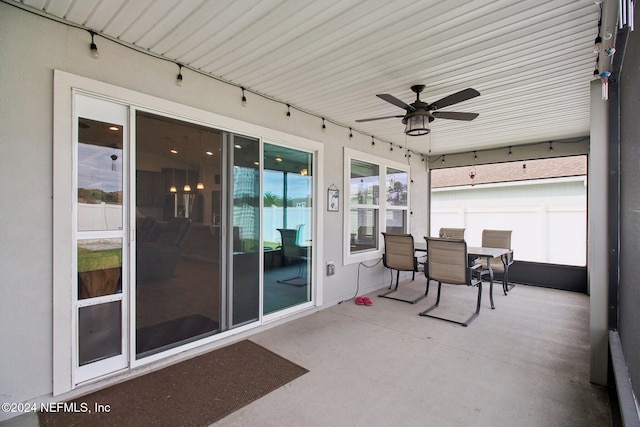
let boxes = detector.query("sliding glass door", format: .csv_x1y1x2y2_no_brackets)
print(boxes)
61,85,320,388
134,112,263,358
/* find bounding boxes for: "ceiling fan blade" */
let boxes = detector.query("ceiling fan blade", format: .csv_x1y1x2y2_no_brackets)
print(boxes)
355,115,405,123
377,94,414,111
432,111,479,121
430,88,480,110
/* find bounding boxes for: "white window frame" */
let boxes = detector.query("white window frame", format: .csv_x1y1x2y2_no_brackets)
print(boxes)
343,148,410,265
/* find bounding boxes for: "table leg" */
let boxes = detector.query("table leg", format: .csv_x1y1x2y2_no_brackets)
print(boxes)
487,258,495,309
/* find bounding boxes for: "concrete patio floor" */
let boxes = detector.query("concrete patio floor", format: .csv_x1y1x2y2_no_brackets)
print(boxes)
216,282,610,426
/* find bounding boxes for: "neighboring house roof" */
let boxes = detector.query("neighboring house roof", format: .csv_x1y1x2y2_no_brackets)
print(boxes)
431,156,587,188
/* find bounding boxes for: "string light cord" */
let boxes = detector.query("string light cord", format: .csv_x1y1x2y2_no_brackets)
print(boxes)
429,137,588,166
2,1,423,155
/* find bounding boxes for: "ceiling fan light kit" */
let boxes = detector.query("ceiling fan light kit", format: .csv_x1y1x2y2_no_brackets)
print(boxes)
404,111,431,136
357,84,480,137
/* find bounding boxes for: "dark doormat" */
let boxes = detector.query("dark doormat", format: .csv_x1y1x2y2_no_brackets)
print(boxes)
39,340,308,427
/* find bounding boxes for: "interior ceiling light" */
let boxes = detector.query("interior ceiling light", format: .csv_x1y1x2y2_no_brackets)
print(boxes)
89,30,99,59
205,151,213,156
275,157,283,162
170,149,178,154
108,126,119,131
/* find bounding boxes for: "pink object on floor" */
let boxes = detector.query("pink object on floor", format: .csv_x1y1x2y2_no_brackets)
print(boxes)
355,296,365,305
363,297,372,306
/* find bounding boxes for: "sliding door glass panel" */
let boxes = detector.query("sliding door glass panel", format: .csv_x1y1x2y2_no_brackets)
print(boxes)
263,144,313,315
230,135,260,326
135,112,222,358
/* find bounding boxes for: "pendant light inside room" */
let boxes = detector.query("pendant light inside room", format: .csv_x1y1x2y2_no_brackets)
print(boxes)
196,131,205,190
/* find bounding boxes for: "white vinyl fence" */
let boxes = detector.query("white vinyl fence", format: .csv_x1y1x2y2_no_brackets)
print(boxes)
430,177,586,266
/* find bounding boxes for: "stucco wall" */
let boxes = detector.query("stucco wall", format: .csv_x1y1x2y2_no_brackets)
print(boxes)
0,3,429,409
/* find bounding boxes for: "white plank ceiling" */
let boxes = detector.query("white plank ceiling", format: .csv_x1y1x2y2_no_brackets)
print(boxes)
13,0,606,155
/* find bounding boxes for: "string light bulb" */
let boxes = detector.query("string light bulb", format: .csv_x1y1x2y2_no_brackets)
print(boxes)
241,87,247,107
176,64,183,86
286,104,291,118
322,118,326,132
371,136,375,146
349,128,353,140
508,146,513,157
593,35,602,53
89,31,99,59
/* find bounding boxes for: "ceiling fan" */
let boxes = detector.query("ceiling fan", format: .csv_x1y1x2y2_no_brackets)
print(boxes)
356,85,480,136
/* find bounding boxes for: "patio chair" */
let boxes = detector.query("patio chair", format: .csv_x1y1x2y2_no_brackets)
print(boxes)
419,237,483,327
439,227,465,239
379,233,429,304
479,229,514,295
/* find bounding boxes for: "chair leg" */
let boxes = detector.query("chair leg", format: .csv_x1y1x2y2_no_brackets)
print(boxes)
379,269,429,304
475,281,482,314
503,267,515,293
419,282,481,327
424,278,431,298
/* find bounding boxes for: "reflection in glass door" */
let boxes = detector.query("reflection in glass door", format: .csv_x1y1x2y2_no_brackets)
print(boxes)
263,144,313,314
229,135,260,326
135,112,222,358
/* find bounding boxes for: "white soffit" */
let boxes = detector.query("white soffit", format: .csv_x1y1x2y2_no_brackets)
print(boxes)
14,0,604,155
